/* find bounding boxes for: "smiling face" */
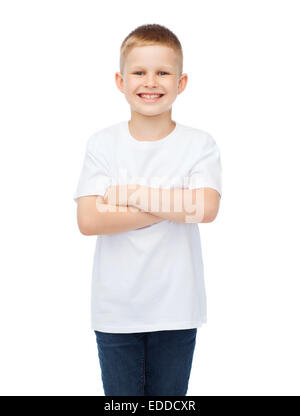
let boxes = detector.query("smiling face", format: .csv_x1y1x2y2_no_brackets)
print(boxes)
115,45,188,117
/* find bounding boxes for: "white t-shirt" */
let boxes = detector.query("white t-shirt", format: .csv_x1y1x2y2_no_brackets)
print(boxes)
73,120,222,334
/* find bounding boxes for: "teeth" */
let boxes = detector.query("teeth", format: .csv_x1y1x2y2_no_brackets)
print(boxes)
140,94,161,98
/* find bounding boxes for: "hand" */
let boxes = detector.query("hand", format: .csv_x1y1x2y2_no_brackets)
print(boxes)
103,185,130,207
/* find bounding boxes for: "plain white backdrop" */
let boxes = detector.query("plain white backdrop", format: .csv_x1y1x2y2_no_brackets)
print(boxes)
0,0,299,396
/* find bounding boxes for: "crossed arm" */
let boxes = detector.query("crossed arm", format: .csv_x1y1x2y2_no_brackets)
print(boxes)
77,184,220,236
103,184,220,223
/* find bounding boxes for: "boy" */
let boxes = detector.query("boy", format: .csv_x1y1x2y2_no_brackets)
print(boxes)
73,24,222,396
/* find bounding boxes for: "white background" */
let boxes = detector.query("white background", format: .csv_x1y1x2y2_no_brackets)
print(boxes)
0,0,299,396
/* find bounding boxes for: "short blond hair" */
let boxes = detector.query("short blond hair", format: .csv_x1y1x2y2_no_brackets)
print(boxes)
120,24,183,76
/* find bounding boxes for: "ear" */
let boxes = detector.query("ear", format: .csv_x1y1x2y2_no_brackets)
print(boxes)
115,72,124,94
178,73,188,95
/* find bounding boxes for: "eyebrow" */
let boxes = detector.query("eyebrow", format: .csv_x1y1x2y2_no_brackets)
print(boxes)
130,65,174,70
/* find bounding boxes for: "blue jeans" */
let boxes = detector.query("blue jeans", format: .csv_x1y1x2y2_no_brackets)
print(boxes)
94,328,197,396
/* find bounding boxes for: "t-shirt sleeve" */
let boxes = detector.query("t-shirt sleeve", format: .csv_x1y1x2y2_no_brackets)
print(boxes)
188,134,222,198
73,134,111,203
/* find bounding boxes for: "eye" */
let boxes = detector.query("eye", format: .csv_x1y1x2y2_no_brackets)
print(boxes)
133,71,169,76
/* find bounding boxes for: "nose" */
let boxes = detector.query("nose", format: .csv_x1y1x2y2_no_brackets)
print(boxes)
143,74,158,88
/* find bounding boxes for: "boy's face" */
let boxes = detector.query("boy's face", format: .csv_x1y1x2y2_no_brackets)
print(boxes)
115,45,188,117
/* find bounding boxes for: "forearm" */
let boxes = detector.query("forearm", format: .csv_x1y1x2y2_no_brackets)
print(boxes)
85,199,164,236
128,186,206,223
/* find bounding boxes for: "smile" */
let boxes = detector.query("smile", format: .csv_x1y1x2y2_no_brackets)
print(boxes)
137,94,164,103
